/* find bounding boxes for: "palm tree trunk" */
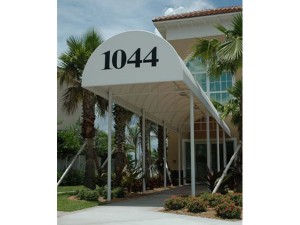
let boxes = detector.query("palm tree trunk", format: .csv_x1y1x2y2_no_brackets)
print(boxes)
82,89,97,190
156,125,164,176
113,105,129,187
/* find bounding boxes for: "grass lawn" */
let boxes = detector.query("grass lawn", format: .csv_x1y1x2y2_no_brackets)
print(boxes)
57,185,102,211
57,185,85,193
57,193,100,211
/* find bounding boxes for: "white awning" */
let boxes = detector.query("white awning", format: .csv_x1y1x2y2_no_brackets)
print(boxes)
82,31,230,136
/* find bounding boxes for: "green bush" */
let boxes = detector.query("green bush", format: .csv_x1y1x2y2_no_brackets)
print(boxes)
100,186,125,199
164,196,186,210
57,169,84,186
112,187,125,198
186,197,207,213
77,189,99,201
210,193,231,207
215,202,242,219
228,192,242,207
199,192,213,205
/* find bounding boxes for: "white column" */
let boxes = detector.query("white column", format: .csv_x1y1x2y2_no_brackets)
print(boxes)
163,121,167,189
142,109,146,193
178,129,181,186
216,123,220,172
206,111,211,170
107,90,112,201
182,140,187,185
190,91,195,196
223,130,227,167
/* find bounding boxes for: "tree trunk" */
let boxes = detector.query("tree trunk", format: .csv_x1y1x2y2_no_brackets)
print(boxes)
113,105,132,187
82,89,97,190
156,125,164,176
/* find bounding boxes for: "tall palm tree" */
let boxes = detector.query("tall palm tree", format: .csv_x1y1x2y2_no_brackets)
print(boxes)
58,29,107,190
113,104,133,187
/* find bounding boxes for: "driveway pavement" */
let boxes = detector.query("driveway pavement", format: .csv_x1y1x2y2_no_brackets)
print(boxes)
57,185,242,225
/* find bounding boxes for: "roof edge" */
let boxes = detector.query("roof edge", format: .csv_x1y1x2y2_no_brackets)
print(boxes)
152,5,242,22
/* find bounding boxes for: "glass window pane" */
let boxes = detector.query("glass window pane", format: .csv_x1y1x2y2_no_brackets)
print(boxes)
210,93,216,101
216,93,221,102
210,82,215,91
216,82,220,91
221,81,227,91
221,74,227,81
201,82,206,91
222,93,228,103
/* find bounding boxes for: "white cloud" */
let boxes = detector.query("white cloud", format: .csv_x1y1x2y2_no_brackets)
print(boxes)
163,0,215,16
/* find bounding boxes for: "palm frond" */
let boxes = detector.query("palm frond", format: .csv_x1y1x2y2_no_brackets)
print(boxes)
231,13,242,37
61,86,83,115
95,95,108,117
218,36,242,65
83,28,104,53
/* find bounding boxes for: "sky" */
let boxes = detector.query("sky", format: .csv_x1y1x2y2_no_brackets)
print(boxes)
57,0,242,61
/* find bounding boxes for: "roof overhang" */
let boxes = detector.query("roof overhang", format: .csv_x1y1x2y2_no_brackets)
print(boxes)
154,12,239,40
82,31,230,136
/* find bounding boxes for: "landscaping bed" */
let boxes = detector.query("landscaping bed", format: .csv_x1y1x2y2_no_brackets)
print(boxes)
163,192,242,220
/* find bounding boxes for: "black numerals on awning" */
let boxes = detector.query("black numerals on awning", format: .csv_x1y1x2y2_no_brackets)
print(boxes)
102,47,159,70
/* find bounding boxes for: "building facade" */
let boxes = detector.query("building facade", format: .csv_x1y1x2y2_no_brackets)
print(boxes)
153,6,242,183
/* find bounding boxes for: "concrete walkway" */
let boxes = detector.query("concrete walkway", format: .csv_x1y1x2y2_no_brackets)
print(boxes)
57,185,242,225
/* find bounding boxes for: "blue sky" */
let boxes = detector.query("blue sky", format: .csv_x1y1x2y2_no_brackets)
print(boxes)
58,0,242,60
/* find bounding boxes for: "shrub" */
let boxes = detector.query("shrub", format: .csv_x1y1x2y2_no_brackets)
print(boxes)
199,192,213,205
164,196,186,210
112,187,125,198
228,192,242,207
131,179,142,192
77,189,99,201
147,176,163,189
209,193,231,207
57,169,84,186
215,202,242,219
100,186,126,199
186,197,207,213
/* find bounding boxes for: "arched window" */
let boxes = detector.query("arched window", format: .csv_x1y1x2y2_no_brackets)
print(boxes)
186,57,234,104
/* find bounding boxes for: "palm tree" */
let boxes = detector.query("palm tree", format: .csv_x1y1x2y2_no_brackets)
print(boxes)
192,13,242,140
113,104,133,187
58,29,107,190
126,123,140,163
192,13,242,78
213,80,242,141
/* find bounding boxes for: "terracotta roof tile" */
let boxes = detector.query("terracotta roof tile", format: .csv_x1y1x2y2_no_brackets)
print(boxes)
152,6,242,22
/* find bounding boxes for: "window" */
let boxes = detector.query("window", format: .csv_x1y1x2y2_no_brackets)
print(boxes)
186,57,234,104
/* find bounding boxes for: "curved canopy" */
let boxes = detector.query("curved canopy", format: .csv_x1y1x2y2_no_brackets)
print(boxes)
82,31,230,135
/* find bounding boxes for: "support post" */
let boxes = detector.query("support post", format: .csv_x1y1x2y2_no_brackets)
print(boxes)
178,129,181,186
213,144,241,194
57,141,87,187
190,91,195,196
182,140,187,185
223,130,227,167
217,123,220,171
142,109,146,193
206,111,211,170
107,90,112,201
163,121,167,189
